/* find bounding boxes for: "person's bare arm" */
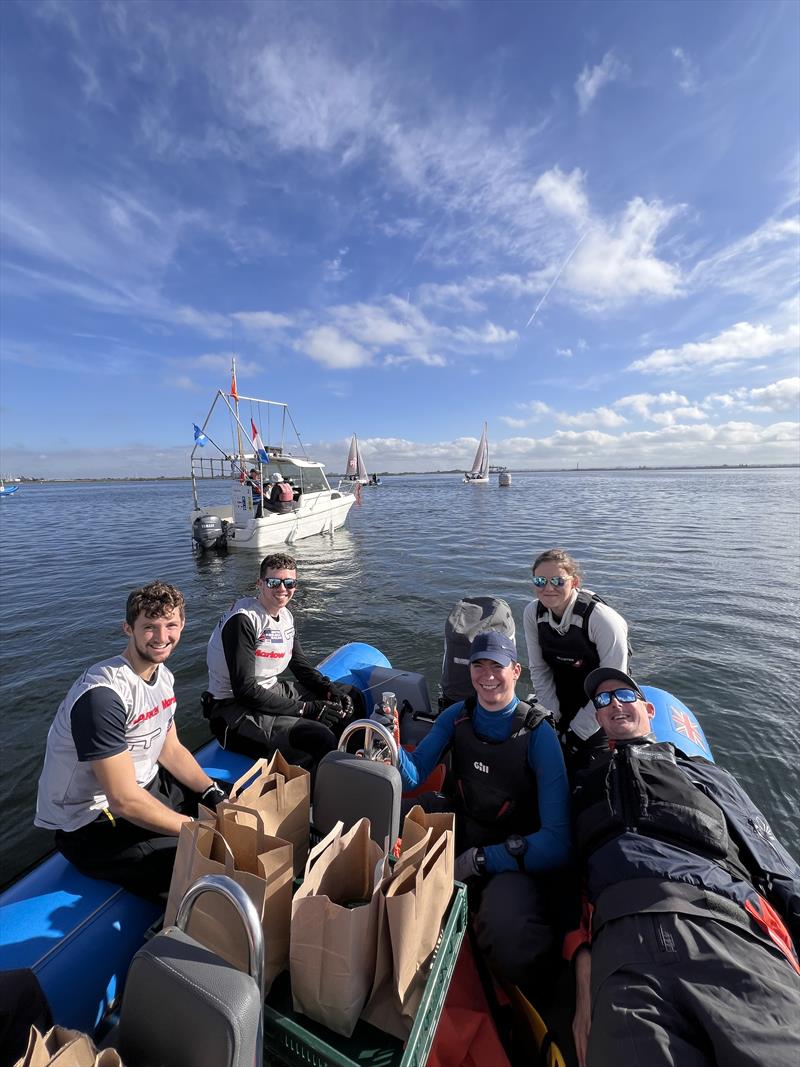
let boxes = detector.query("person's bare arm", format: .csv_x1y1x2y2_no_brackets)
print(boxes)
157,724,214,794
92,750,193,835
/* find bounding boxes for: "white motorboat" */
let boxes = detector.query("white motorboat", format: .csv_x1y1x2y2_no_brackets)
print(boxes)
189,364,355,551
342,433,370,485
463,422,490,483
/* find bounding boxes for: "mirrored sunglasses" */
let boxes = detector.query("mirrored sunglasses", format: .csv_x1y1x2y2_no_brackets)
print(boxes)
533,575,570,588
592,688,639,710
262,577,298,589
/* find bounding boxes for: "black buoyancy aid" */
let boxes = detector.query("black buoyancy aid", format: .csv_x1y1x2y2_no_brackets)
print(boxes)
537,590,603,726
451,699,549,850
573,741,751,882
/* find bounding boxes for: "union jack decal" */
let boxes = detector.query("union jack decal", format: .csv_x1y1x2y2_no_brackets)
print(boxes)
670,706,706,751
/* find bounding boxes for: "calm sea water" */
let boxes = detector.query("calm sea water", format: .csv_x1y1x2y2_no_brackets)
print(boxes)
1,468,799,882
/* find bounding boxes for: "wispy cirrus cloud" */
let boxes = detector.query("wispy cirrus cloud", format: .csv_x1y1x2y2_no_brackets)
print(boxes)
671,46,700,95
575,50,629,114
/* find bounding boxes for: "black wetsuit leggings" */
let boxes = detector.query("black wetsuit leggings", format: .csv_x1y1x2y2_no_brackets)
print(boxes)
54,768,197,903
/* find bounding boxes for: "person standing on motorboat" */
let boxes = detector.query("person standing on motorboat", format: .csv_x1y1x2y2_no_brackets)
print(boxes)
396,631,571,994
523,548,629,771
247,467,264,517
267,472,295,513
203,552,358,767
34,581,227,900
568,667,800,1067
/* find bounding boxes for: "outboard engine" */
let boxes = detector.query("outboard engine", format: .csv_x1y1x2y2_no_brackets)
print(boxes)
439,595,516,710
192,514,225,550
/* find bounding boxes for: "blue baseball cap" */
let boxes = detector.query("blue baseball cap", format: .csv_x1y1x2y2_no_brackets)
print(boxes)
469,631,518,667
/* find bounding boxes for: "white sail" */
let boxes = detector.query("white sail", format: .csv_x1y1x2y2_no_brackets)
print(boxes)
344,433,369,483
465,422,489,481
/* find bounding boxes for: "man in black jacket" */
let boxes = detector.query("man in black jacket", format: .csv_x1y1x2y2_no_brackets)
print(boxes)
202,553,358,769
569,666,800,1067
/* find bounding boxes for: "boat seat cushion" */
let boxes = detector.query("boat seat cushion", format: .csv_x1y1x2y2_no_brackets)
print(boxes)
313,751,402,852
115,927,260,1067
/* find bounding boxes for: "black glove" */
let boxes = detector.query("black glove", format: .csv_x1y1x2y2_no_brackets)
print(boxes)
200,781,229,810
303,700,348,730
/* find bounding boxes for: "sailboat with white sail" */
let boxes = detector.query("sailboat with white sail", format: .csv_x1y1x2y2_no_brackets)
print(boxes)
463,422,489,483
343,433,370,485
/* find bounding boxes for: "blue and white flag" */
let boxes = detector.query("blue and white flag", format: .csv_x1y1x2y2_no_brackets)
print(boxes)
193,424,208,447
251,419,270,463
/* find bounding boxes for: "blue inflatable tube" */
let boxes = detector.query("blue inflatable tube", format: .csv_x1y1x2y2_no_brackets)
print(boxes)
0,643,712,1036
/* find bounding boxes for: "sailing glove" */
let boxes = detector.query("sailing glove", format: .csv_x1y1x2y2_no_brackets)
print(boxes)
454,848,480,883
303,700,348,730
200,781,229,810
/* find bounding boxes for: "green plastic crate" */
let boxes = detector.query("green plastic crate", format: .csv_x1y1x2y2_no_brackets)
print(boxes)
263,882,468,1067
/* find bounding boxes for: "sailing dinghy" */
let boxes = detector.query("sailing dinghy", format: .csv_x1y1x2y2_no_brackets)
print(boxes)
343,433,370,484
463,422,490,483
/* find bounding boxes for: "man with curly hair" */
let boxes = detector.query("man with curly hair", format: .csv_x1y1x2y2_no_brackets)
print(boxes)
35,581,226,900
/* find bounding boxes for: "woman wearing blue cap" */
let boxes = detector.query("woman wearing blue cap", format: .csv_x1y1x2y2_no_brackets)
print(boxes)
396,630,571,996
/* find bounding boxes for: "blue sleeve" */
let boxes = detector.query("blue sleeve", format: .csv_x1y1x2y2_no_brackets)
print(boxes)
483,720,572,874
397,703,462,790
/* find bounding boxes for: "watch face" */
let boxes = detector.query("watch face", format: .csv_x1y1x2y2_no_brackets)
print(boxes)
506,834,527,857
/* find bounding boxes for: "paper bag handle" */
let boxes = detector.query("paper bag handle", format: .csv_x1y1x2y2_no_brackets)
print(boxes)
302,820,344,877
229,757,272,799
194,820,237,875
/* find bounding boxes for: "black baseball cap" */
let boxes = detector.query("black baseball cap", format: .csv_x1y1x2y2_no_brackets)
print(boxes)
584,666,644,700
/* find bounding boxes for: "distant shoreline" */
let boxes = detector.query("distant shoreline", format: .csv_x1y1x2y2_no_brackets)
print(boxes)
10,462,800,484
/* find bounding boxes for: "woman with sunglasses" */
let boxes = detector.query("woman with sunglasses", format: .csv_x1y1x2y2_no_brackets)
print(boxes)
202,552,358,768
522,548,630,770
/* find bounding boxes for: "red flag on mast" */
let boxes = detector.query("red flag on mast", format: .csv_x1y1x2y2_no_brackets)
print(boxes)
230,367,239,401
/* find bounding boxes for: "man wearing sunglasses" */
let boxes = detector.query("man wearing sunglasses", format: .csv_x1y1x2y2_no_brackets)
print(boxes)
203,552,357,767
568,667,800,1067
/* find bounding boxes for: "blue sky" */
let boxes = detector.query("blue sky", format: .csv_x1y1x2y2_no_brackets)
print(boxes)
1,0,798,477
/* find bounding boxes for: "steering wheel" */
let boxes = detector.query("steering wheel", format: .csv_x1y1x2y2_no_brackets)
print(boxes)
338,719,399,766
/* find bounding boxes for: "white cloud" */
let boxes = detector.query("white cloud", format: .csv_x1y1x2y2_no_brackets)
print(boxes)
532,167,589,221
295,325,372,369
690,215,800,302
708,377,800,414
556,408,629,429
556,347,573,358
671,46,700,95
565,198,683,302
322,247,350,283
575,50,628,114
630,319,800,375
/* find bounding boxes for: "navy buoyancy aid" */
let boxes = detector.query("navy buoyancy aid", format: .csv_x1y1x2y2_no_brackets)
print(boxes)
451,699,548,849
573,741,752,882
536,590,603,726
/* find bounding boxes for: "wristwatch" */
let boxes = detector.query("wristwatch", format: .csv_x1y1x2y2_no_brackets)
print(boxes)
504,834,528,872
474,847,487,875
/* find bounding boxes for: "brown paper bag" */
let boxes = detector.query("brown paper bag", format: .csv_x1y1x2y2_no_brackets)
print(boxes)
396,805,455,877
362,809,455,1039
229,751,310,874
163,810,293,992
14,1026,121,1067
290,819,384,1037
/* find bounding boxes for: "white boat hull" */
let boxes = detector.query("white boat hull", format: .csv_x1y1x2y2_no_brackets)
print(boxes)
191,491,355,550
463,475,489,483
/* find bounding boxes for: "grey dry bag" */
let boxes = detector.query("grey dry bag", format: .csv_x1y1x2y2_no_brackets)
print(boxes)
439,596,516,709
